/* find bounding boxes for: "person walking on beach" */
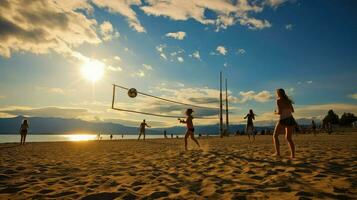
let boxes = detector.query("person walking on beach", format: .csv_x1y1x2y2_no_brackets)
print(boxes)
19,119,29,145
244,109,256,141
164,130,167,138
273,88,296,158
110,134,113,140
311,120,317,136
179,108,200,150
138,119,150,140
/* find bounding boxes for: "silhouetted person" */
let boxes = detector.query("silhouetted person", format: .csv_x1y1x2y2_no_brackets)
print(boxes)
20,119,29,145
164,130,167,138
311,120,317,136
121,134,124,139
110,134,113,140
273,88,296,159
138,119,150,140
244,109,256,141
179,108,200,150
171,133,173,138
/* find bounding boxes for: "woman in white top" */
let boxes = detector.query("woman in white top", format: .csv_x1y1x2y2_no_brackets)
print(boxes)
273,88,296,158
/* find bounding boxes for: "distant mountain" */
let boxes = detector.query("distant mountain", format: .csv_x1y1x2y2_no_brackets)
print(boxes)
0,116,316,135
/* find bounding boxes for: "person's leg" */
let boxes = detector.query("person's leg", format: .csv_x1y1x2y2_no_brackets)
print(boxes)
20,134,23,145
273,122,283,156
246,126,250,140
143,131,146,140
285,126,295,158
252,127,256,141
184,131,189,150
138,132,142,140
190,133,200,147
23,134,27,144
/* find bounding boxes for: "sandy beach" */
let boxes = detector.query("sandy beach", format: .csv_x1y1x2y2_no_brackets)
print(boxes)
0,133,356,200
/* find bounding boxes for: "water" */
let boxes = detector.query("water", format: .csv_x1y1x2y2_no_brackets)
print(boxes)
0,134,187,143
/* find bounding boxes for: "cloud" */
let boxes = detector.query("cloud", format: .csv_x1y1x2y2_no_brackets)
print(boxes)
264,0,288,8
216,46,227,55
307,80,313,84
0,95,6,99
142,64,153,70
132,70,145,77
114,56,121,61
35,86,73,95
99,21,119,41
0,106,89,118
91,0,146,33
239,90,273,103
189,50,201,60
107,65,122,72
0,0,101,58
285,24,293,30
349,93,357,100
165,31,186,40
177,56,184,63
237,48,246,54
140,0,283,31
156,44,167,60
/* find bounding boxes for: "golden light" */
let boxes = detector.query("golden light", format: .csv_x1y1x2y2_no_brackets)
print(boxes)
66,134,97,141
80,59,105,82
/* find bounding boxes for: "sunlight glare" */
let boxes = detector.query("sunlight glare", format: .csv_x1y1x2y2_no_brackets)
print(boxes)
81,59,105,82
66,134,96,142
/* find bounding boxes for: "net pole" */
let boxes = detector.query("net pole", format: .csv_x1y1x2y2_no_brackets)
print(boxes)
225,78,229,136
112,84,116,109
219,72,222,137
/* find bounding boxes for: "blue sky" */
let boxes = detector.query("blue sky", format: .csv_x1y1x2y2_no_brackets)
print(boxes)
0,0,356,127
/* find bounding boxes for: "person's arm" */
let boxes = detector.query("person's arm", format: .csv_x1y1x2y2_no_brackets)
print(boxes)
178,118,187,123
244,114,248,119
275,100,281,115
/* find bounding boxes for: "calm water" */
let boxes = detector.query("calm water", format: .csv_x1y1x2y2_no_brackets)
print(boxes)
0,134,187,143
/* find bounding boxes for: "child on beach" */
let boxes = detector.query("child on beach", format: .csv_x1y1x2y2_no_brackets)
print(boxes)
20,119,29,145
273,89,296,158
244,109,256,141
138,119,150,140
179,108,200,150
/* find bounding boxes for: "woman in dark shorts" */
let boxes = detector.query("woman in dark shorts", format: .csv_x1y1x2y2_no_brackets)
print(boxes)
244,109,256,141
273,89,296,158
20,119,29,145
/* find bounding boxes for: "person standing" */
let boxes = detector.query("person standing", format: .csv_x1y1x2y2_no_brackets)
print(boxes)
164,130,167,138
20,119,29,145
179,108,200,150
311,120,317,136
273,88,296,159
244,109,256,141
138,119,150,140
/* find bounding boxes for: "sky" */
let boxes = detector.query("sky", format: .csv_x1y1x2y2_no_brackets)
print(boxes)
0,0,356,127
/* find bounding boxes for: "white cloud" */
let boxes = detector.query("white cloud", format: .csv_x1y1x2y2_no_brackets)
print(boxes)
189,50,201,60
91,0,146,33
107,65,122,72
0,106,89,119
156,44,167,60
265,0,288,8
224,62,228,67
142,64,153,70
177,56,184,63
35,86,73,95
285,24,293,30
140,0,282,31
239,90,273,103
132,70,145,77
216,46,227,55
0,0,101,59
165,31,186,40
307,80,313,84
237,48,246,54
114,56,121,61
349,93,357,100
99,21,119,41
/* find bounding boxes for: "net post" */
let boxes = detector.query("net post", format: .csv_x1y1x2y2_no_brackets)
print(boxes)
225,78,229,136
112,84,116,109
220,71,223,138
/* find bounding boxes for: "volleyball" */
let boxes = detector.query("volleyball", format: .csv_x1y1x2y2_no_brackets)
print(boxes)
128,88,137,98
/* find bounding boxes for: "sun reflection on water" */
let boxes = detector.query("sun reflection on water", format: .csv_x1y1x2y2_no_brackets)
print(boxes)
66,134,97,142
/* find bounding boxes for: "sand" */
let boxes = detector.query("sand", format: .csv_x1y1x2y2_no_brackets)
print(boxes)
0,133,356,200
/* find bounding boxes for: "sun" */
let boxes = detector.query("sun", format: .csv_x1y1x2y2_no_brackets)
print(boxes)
81,59,105,82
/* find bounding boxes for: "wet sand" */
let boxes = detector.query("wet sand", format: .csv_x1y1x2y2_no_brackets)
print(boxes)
0,134,356,199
